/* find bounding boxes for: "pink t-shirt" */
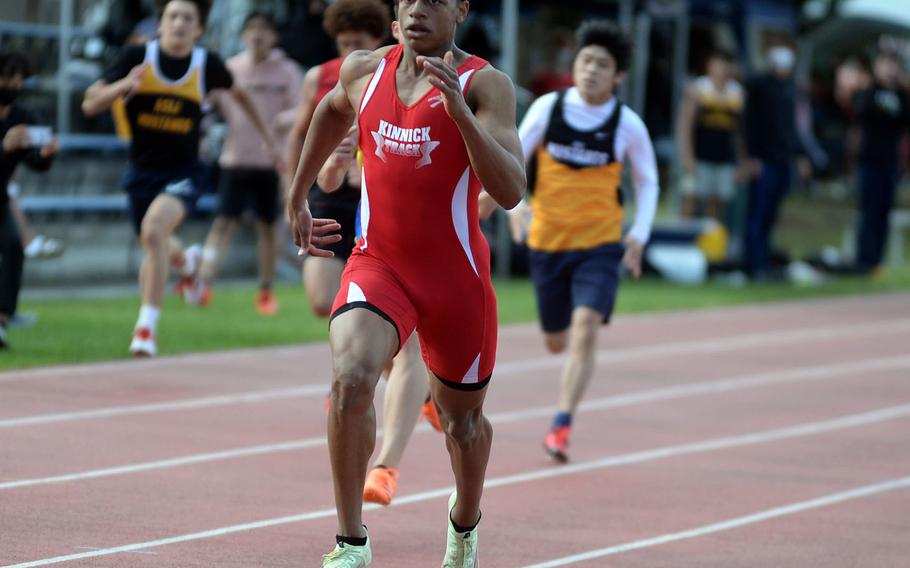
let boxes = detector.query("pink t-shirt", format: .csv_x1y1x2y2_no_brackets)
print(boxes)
215,49,303,169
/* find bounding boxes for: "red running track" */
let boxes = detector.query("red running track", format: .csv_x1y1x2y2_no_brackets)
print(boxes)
1,293,909,567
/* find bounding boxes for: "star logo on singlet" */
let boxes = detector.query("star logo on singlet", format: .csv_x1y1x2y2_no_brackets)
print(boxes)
371,119,441,169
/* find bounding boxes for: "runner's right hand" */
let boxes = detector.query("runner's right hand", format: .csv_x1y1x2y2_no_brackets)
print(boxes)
118,64,147,98
289,200,342,258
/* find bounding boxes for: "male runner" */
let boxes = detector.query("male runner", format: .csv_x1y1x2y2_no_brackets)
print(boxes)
286,0,390,319
510,20,659,463
288,0,525,564
188,11,303,314
82,0,280,356
314,19,443,509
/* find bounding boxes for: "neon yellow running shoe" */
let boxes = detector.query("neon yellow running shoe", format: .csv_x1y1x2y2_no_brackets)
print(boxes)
441,492,479,568
322,531,372,567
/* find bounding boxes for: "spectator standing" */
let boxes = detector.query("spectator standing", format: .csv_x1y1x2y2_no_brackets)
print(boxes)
852,50,910,274
742,42,812,279
0,51,58,349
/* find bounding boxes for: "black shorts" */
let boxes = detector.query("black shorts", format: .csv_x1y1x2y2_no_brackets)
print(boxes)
309,184,359,260
122,162,205,236
217,167,280,223
528,242,624,333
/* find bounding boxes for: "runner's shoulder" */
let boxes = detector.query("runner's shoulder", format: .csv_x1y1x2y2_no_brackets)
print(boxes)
467,64,516,104
340,46,396,85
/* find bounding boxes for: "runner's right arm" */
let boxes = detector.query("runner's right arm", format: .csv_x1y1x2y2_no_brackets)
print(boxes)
288,49,382,255
676,83,698,175
82,46,146,117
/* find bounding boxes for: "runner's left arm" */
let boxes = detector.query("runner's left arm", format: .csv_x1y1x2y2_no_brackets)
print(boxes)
421,54,525,209
621,110,660,278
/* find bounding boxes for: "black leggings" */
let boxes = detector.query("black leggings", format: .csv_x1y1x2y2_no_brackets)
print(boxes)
0,202,24,318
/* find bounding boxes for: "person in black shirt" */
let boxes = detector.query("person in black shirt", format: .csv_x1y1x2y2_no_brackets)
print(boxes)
742,42,812,279
82,0,282,357
852,51,910,274
0,51,58,349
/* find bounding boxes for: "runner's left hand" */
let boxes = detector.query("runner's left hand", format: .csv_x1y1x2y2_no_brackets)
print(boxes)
622,235,644,279
418,51,469,123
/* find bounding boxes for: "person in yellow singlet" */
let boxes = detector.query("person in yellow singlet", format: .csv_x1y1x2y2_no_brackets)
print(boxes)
510,20,659,463
677,47,744,221
82,0,336,356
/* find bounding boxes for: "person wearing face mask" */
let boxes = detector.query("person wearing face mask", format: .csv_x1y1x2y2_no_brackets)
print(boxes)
510,20,659,463
742,41,812,280
851,50,910,275
0,51,59,349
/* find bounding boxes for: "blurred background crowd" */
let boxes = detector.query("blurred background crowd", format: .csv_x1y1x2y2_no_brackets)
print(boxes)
2,0,909,291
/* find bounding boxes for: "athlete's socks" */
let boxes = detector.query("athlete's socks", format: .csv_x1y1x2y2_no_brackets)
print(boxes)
552,411,573,429
179,248,199,278
136,304,160,333
450,512,481,534
202,246,218,263
336,526,368,547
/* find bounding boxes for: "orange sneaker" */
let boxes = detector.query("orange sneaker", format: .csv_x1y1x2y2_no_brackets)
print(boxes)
181,279,211,307
363,467,399,506
421,398,443,432
255,289,279,316
544,426,571,463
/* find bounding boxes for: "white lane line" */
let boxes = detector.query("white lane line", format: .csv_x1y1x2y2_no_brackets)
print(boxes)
72,547,157,556
4,355,909,491
4,402,910,567
0,342,327,381
521,475,910,567
4,317,910,428
0,385,330,428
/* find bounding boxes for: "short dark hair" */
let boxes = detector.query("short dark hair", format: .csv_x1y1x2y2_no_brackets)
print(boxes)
155,0,213,27
393,0,466,16
0,51,31,79
575,20,633,72
324,0,391,40
243,11,277,32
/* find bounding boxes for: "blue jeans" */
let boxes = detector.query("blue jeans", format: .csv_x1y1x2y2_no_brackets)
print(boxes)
745,160,791,277
856,160,899,270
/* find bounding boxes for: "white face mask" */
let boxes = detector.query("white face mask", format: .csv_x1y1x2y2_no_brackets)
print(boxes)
768,47,795,73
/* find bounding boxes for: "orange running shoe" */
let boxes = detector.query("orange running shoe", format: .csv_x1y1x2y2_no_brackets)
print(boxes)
255,289,279,316
422,398,443,432
363,467,399,506
544,426,571,463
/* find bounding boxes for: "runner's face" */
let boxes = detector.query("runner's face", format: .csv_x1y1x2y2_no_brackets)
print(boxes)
574,45,622,101
397,0,468,53
159,1,204,51
707,56,730,82
335,30,384,58
243,18,277,59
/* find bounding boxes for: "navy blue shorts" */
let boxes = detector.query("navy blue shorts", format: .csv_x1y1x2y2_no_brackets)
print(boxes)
122,162,205,236
528,242,624,333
